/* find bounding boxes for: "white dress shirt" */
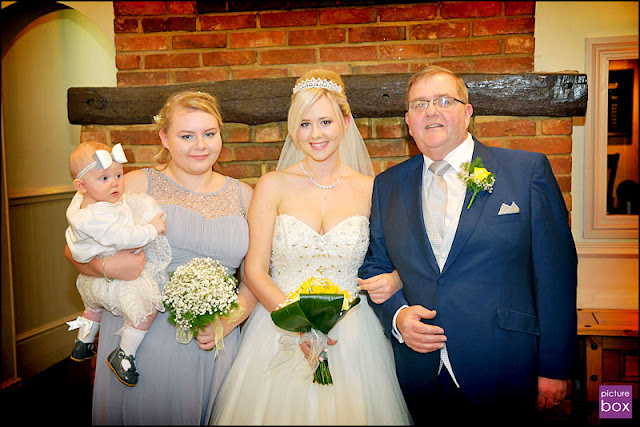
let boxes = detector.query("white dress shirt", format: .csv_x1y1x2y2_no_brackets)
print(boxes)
391,133,475,388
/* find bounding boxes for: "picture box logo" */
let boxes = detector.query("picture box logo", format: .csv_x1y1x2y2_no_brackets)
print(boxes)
600,385,632,419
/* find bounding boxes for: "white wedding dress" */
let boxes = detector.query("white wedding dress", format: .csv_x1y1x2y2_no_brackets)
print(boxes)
210,214,411,425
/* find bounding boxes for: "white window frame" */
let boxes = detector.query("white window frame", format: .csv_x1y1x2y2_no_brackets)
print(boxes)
584,36,638,239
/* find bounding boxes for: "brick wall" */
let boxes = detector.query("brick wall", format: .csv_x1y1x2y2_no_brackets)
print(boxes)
79,1,573,211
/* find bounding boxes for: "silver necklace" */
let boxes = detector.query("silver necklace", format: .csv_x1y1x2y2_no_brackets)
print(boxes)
299,160,345,190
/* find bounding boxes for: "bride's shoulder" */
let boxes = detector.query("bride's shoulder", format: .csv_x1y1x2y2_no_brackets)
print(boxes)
346,168,374,190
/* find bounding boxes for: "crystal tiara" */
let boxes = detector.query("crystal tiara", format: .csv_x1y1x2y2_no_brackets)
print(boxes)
292,77,343,94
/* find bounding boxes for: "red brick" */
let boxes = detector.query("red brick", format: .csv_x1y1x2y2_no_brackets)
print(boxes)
504,36,535,54
378,5,437,22
222,124,250,143
174,68,228,83
410,22,470,40
231,68,288,80
117,70,169,86
234,145,282,161
475,137,507,148
508,136,572,154
114,1,167,16
352,63,409,74
441,40,502,57
474,119,536,137
379,43,438,60
114,17,139,33
145,53,199,69
441,2,501,19
203,51,256,66
254,124,284,143
230,31,286,48
354,119,372,139
80,130,107,144
373,118,406,139
320,46,377,62
260,11,317,27
556,175,571,193
142,17,196,33
218,146,233,163
410,60,472,73
289,28,345,46
173,34,227,49
319,8,377,25
129,146,162,164
548,155,572,174
201,14,256,31
169,1,196,15
116,53,141,70
109,129,159,145
542,119,573,135
563,193,572,212
473,18,535,36
366,141,407,157
216,163,261,179
472,56,534,73
291,64,350,77
115,35,168,52
261,49,316,65
349,26,405,43
506,1,535,16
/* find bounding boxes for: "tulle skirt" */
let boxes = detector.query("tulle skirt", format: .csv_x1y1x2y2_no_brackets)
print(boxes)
210,297,412,425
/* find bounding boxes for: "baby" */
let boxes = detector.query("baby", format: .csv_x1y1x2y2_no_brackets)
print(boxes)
65,141,171,386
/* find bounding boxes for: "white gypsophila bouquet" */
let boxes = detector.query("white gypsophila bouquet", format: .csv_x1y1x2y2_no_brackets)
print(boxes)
162,257,243,354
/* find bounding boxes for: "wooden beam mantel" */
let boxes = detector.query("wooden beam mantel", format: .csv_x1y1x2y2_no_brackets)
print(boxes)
68,72,587,126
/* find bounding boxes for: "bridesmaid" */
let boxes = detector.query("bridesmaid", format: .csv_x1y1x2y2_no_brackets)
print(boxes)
65,90,256,425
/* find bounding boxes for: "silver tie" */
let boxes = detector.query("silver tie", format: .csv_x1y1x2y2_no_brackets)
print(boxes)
426,160,450,245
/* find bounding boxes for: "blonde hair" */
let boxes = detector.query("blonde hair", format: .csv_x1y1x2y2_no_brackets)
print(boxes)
405,65,469,108
287,69,351,148
152,91,223,167
69,141,112,179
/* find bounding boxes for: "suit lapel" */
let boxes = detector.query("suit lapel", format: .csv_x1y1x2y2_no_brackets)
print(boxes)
401,155,440,273
442,139,499,275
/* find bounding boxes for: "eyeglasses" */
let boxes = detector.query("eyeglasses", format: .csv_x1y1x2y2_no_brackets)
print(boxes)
408,96,465,112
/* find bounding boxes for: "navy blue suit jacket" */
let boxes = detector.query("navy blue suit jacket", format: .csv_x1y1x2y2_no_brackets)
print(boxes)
359,138,577,408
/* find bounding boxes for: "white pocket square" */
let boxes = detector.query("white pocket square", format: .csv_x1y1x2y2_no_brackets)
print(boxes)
498,202,520,215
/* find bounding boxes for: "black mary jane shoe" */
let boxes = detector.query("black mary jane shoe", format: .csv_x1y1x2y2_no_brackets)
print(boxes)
106,347,139,387
69,340,97,362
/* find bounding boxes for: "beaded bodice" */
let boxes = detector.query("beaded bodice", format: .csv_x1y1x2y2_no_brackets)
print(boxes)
147,169,246,220
270,214,369,296
144,168,249,276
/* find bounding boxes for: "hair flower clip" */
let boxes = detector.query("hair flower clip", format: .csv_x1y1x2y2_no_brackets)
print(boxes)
153,114,162,124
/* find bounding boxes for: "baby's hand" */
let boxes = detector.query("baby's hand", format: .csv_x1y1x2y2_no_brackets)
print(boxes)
150,213,166,236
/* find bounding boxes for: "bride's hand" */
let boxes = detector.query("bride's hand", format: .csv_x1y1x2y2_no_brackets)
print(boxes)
357,270,403,304
299,333,337,359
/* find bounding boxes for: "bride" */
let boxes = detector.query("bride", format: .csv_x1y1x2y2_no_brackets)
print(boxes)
207,69,411,425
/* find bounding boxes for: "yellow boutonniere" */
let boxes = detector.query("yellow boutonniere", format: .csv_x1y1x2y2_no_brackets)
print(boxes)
458,157,495,209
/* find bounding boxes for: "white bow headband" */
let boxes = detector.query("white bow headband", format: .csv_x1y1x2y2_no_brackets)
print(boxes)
76,143,128,179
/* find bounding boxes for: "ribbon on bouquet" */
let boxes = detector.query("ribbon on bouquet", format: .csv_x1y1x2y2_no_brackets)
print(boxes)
208,306,244,357
268,329,328,380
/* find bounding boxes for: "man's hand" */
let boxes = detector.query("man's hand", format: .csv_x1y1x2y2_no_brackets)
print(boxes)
537,377,569,410
396,306,446,353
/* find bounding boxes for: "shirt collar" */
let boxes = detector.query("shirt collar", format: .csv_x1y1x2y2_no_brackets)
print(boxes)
422,132,475,174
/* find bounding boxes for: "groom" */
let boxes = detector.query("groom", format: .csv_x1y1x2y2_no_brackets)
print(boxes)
359,66,577,425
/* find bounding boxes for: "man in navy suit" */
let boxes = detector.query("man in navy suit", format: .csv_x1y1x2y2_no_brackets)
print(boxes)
359,65,577,425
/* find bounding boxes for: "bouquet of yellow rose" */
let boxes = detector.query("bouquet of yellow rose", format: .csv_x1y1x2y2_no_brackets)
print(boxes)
270,277,360,385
